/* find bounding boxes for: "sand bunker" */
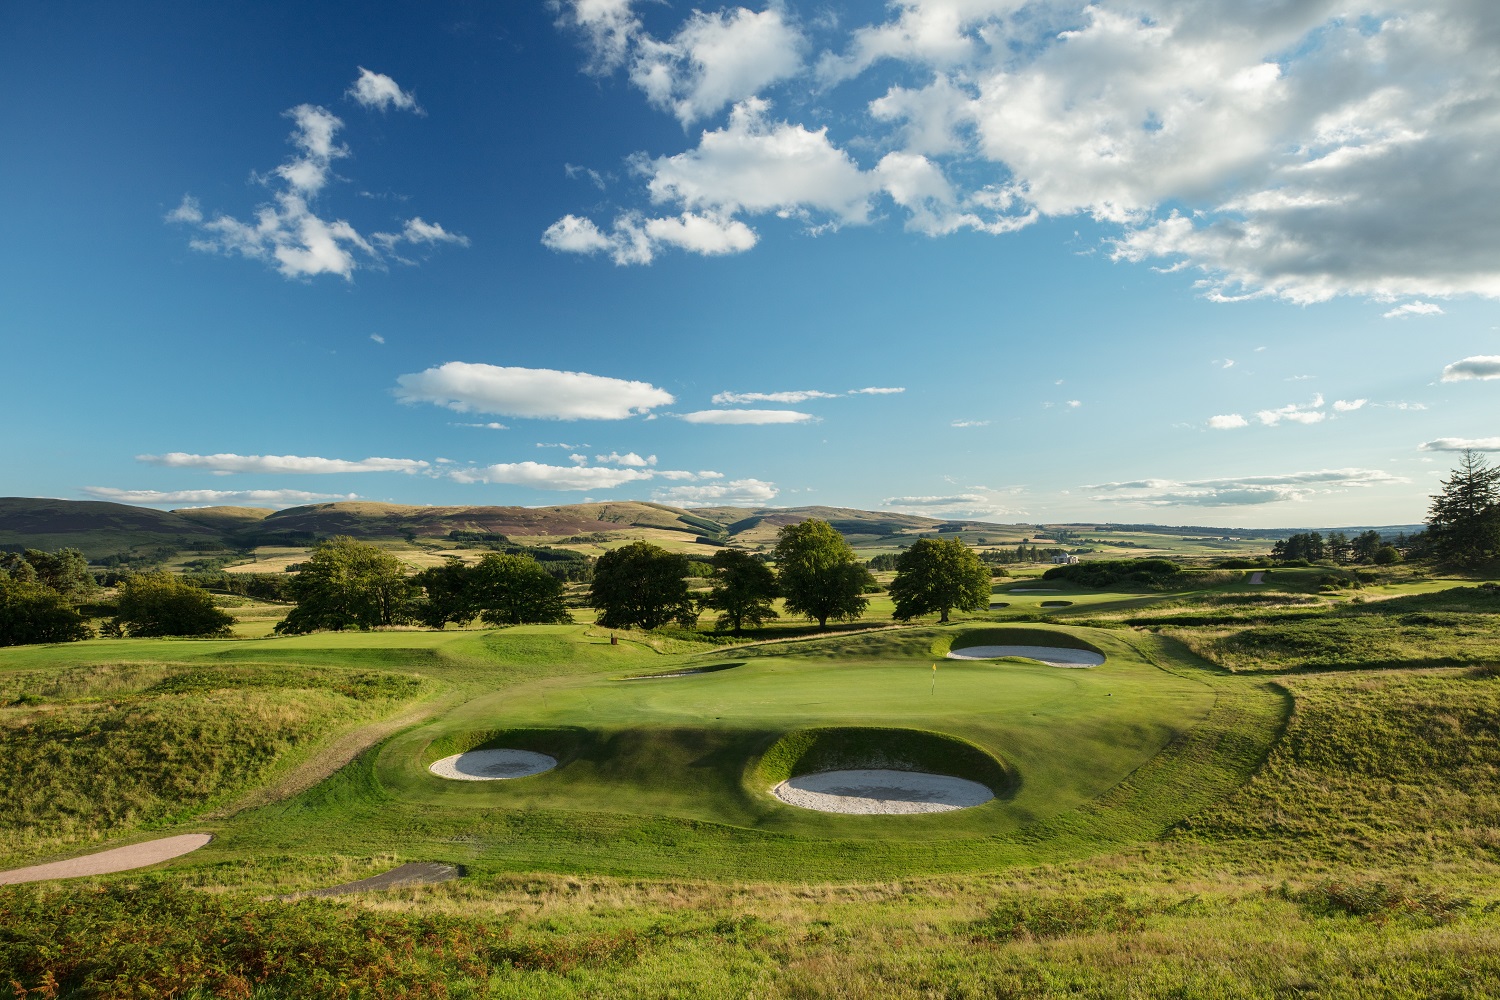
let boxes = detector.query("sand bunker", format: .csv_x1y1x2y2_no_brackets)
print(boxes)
946,645,1104,668
1010,588,1061,593
429,749,556,781
1249,571,1266,585
772,770,993,814
1040,600,1074,608
0,834,211,885
988,602,1009,609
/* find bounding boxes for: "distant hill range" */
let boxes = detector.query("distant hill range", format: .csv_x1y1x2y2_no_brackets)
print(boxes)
0,498,947,557
0,497,1424,559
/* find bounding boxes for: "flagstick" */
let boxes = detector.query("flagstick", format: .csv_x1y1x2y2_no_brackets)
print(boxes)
931,663,937,696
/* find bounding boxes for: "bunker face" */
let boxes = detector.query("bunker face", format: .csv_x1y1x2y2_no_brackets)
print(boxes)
947,645,1105,668
429,749,556,781
772,770,993,814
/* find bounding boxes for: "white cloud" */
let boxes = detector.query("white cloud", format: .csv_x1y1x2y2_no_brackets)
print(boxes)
370,333,385,344
450,461,655,491
1383,301,1445,319
347,67,422,114
679,409,816,425
712,389,840,405
596,451,656,466
1208,413,1248,429
455,422,509,430
850,386,906,395
136,452,428,474
1256,394,1326,426
1066,399,1081,408
630,7,805,124
1441,356,1500,382
542,210,755,265
83,487,356,508
553,0,1500,302
1087,467,1408,506
557,0,643,75
537,442,588,449
1333,398,1368,412
950,419,990,427
395,362,674,420
653,478,779,506
1420,437,1500,452
169,96,462,279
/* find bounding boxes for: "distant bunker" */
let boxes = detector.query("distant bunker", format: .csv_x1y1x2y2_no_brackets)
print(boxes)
946,627,1106,669
759,727,1009,816
429,749,557,781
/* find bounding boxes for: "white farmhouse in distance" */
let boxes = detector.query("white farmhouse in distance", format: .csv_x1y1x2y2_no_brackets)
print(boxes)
1051,554,1080,565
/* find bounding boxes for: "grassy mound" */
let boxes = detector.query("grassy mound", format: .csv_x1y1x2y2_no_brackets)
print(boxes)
943,626,1105,658
752,727,1013,797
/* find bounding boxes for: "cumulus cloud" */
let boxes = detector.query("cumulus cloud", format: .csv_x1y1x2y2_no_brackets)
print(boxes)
596,451,656,466
169,86,462,279
137,452,428,475
551,0,1500,302
1333,399,1368,412
1256,395,1327,426
1384,301,1445,319
542,210,755,265
1087,467,1408,506
1208,413,1248,429
629,7,805,124
395,362,673,420
1441,356,1500,382
83,487,356,508
653,478,779,506
678,409,816,425
347,68,422,113
1420,437,1500,452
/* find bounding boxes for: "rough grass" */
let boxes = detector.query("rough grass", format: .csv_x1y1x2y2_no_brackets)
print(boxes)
0,663,427,865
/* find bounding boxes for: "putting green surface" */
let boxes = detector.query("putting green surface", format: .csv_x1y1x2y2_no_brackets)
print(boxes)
196,624,1283,880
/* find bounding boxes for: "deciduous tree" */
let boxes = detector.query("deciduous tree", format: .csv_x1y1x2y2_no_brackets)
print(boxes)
471,552,573,626
889,537,991,623
276,536,417,634
590,541,697,630
111,572,234,638
0,577,93,646
773,519,873,630
701,548,778,634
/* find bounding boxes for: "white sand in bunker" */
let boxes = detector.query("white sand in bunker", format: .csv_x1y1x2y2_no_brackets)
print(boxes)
429,749,557,781
773,770,994,814
0,833,211,885
946,645,1105,668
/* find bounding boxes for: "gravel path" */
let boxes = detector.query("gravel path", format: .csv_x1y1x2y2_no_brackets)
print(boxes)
0,834,212,885
772,770,993,814
946,645,1105,667
429,749,556,781
1249,571,1266,584
289,862,462,899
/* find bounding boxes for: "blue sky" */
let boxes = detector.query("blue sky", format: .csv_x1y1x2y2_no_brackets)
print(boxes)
3,0,1498,526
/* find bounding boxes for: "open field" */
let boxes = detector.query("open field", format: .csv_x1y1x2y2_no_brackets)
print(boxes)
4,564,1500,997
